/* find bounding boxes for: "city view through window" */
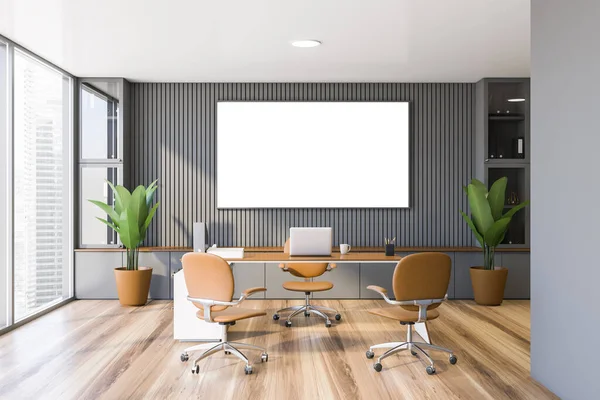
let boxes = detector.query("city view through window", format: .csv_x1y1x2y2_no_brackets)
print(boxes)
12,49,72,321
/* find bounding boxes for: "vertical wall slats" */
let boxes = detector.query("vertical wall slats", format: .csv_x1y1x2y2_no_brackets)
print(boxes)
130,83,474,247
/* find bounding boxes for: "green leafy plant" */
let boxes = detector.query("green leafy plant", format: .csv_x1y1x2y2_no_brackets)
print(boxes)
460,177,529,270
89,180,160,270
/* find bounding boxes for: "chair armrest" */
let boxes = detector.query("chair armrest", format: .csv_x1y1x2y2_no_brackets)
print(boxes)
187,296,239,322
242,287,267,297
326,263,337,271
365,287,449,322
367,285,387,296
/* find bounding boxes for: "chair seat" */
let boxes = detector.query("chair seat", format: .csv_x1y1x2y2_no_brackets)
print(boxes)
368,306,440,323
196,307,267,323
282,281,333,292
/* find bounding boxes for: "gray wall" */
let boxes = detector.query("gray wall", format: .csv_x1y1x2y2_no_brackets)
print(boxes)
531,1,600,398
130,83,475,247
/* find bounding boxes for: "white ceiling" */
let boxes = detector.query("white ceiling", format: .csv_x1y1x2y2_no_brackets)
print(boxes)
0,0,530,82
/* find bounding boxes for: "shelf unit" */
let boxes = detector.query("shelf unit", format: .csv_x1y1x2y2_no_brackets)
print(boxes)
475,78,530,248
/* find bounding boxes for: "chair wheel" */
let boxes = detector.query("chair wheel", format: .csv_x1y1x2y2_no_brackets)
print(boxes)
411,350,418,356
373,363,382,372
244,365,253,375
304,311,310,317
261,353,269,362
191,365,199,374
225,350,231,355
325,321,332,328
273,314,280,321
449,355,457,365
426,366,436,375
335,314,341,321
366,350,374,359
180,353,189,362
285,321,292,328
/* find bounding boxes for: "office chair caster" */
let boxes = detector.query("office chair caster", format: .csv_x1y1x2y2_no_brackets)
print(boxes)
449,355,457,365
426,366,436,375
325,320,332,328
225,351,231,355
244,365,253,375
366,350,374,359
335,314,341,321
273,314,280,321
261,353,269,362
191,365,200,374
411,350,418,356
373,363,382,372
180,353,189,362
304,311,310,317
285,321,292,328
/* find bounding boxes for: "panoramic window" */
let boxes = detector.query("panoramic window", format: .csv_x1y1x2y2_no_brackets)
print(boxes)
12,49,73,321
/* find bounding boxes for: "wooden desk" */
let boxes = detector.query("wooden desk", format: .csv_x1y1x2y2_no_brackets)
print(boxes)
223,252,402,263
221,251,434,344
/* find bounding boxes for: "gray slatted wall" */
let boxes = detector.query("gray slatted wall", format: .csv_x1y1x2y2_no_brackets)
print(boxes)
130,83,474,247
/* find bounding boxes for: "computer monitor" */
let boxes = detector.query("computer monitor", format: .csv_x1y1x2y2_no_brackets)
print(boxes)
289,227,332,256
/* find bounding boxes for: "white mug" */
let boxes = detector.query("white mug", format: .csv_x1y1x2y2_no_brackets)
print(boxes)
340,244,351,254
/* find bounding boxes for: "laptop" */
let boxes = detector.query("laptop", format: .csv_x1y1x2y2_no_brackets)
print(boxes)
289,227,332,256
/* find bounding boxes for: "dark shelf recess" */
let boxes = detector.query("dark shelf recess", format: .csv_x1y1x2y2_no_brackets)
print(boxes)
489,115,525,121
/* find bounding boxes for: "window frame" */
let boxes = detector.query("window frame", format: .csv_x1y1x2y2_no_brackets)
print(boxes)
77,79,124,249
0,34,76,335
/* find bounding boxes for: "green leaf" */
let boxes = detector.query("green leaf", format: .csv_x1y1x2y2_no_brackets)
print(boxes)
128,185,149,228
467,183,495,236
95,217,120,234
470,179,488,195
503,200,530,219
141,201,160,241
118,209,142,249
146,179,158,206
484,217,512,247
88,200,119,225
460,210,484,247
106,180,124,215
115,186,132,213
487,177,507,220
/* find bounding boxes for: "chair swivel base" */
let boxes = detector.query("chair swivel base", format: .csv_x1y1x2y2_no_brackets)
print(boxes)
273,294,341,328
365,322,457,375
180,325,268,375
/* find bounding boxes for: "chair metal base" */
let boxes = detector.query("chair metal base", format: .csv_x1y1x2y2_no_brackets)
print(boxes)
274,294,341,327
367,322,456,374
181,325,267,375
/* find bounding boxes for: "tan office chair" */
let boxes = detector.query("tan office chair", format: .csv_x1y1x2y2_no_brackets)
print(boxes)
365,252,457,375
273,239,341,328
180,252,268,375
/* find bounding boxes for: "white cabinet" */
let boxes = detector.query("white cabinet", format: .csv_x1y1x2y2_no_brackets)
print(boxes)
173,270,222,341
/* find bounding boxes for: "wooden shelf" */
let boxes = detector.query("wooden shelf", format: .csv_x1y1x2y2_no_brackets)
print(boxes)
74,246,530,253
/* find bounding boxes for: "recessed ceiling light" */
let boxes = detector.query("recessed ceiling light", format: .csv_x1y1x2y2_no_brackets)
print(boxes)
291,40,321,48
507,98,526,102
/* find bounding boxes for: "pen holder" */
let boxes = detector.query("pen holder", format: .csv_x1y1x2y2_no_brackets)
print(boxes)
385,244,395,256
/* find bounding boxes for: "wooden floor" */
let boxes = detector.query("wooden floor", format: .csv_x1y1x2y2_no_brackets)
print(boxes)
0,300,555,400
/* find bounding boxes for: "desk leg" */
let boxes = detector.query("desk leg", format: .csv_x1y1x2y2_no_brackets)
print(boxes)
415,322,431,344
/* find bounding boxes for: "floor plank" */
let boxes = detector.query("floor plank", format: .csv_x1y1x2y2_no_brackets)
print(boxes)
0,300,556,400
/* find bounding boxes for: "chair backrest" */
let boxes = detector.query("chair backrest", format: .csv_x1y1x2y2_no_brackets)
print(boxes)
283,238,329,278
286,263,330,278
182,252,234,312
392,252,451,312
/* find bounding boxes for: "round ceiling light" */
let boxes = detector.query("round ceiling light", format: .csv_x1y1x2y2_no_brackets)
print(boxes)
507,98,526,102
291,40,321,48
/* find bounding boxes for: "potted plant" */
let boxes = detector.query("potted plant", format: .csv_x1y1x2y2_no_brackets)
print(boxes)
460,177,529,305
89,180,160,306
